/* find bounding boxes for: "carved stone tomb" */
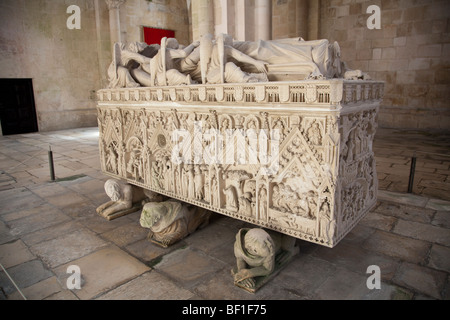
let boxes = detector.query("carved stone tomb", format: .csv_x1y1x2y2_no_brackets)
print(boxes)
96,79,383,248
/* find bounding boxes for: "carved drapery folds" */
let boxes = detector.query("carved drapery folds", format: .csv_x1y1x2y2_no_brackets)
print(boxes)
97,80,382,247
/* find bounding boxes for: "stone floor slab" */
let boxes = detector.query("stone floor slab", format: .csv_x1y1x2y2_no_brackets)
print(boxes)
0,260,53,296
272,255,335,298
153,246,227,289
183,217,238,254
193,267,297,300
1,127,450,300
312,267,369,300
432,211,450,229
0,193,47,216
96,271,195,300
100,222,148,247
7,207,71,237
393,262,447,299
80,214,134,234
373,201,435,224
21,220,85,247
29,183,71,198
427,244,450,273
43,290,79,300
0,240,35,268
1,203,56,223
7,276,64,300
362,230,430,264
359,211,397,231
54,246,150,300
393,219,450,247
125,238,186,265
377,190,429,207
312,242,400,282
0,221,16,245
426,198,450,211
30,229,108,268
45,192,90,209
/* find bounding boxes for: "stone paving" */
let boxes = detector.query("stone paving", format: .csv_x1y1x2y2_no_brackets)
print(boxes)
374,128,450,201
0,127,449,301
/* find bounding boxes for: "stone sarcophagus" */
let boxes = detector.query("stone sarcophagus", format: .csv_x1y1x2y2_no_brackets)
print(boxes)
96,79,383,248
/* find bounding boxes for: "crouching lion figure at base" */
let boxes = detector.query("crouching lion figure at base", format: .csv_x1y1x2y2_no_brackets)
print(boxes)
140,200,211,247
96,179,161,220
232,228,299,292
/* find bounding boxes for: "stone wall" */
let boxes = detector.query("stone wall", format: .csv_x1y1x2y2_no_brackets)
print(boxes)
0,0,190,133
121,0,190,46
0,0,109,132
1,0,448,132
272,0,298,39
319,0,450,131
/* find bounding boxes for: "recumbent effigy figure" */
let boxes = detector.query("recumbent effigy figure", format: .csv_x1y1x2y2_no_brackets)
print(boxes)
139,200,211,247
232,228,299,292
106,33,369,89
107,42,159,88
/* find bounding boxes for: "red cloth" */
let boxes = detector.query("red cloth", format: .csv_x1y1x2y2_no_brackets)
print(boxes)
143,27,175,45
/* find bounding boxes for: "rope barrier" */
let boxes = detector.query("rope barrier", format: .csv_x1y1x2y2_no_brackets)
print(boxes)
0,262,27,300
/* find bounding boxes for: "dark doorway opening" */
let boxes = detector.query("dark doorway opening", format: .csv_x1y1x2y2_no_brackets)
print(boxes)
0,78,38,135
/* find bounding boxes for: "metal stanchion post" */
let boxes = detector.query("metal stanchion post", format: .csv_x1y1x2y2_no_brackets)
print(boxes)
407,153,417,193
48,145,55,181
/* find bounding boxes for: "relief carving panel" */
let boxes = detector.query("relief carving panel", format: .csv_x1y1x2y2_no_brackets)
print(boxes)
97,80,382,247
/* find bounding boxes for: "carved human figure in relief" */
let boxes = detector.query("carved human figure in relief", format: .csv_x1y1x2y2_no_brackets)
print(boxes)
149,37,199,86
106,34,370,88
187,165,195,199
258,187,268,221
224,185,239,212
318,198,335,243
194,166,204,200
106,144,118,174
151,160,163,189
231,37,343,79
239,192,254,217
211,174,219,207
232,228,298,290
199,33,268,84
126,149,143,180
96,179,147,220
107,42,159,88
307,121,322,146
140,200,210,247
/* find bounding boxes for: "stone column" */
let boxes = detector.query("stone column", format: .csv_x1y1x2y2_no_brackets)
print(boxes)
296,0,308,39
254,0,271,40
197,0,214,39
307,0,320,40
105,0,126,49
234,0,246,41
215,0,228,36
